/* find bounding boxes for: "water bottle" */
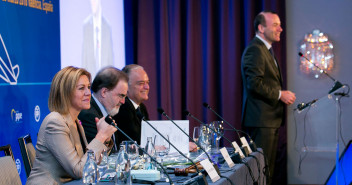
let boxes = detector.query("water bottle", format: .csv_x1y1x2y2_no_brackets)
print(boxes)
144,136,156,170
83,150,99,185
97,149,108,180
115,145,131,185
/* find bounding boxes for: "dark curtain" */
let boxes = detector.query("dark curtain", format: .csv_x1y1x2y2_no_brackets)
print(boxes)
124,0,287,184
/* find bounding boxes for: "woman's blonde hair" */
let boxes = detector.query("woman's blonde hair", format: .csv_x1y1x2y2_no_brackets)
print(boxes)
48,66,91,114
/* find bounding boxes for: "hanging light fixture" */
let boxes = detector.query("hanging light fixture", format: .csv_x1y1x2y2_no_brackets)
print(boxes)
299,29,334,79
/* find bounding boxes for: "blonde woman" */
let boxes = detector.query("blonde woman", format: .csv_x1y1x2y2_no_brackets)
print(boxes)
26,66,116,185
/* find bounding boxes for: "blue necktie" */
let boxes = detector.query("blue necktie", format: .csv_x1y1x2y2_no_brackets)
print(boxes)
269,47,278,67
136,106,144,120
269,47,275,58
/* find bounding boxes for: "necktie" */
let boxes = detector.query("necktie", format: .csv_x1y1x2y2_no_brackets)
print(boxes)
269,47,275,58
95,27,100,69
269,47,278,67
136,106,144,120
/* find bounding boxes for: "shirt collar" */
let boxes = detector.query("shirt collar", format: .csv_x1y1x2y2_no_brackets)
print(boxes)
92,94,108,117
129,97,139,110
256,34,272,50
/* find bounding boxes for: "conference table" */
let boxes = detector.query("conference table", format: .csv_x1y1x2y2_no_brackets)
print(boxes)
65,149,266,185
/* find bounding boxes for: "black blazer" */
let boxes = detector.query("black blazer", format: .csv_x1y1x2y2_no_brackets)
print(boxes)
78,98,104,143
241,37,284,128
112,97,149,146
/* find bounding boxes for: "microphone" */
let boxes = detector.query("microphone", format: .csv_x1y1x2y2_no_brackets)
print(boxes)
184,110,242,163
298,52,343,94
104,116,174,185
202,103,257,152
295,99,318,111
157,108,220,174
141,117,209,185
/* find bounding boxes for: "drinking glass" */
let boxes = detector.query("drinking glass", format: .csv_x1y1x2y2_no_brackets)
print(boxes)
154,135,170,162
193,126,200,143
199,125,212,151
209,121,224,151
154,135,170,178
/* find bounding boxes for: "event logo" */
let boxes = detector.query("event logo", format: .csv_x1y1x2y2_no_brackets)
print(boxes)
34,105,40,122
15,158,21,175
0,34,20,85
11,109,23,123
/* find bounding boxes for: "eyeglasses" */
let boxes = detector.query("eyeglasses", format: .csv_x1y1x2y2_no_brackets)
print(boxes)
117,93,126,99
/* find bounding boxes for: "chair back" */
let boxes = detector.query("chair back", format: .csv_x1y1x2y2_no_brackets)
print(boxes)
0,156,22,185
18,134,36,177
0,144,14,160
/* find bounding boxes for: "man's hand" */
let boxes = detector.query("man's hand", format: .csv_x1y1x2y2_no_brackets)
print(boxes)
280,90,296,105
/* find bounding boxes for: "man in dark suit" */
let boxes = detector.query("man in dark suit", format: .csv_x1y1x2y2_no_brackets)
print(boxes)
82,0,114,78
241,11,296,184
79,66,128,151
113,64,150,146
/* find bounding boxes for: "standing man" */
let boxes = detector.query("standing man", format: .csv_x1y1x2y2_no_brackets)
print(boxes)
113,64,150,146
241,11,296,184
82,0,114,78
79,66,128,151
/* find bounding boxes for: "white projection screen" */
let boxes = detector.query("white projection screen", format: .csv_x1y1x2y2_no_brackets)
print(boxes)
60,0,126,77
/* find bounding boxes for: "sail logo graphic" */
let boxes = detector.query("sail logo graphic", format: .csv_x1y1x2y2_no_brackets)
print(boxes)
15,159,21,175
34,105,41,122
0,34,20,85
11,109,23,123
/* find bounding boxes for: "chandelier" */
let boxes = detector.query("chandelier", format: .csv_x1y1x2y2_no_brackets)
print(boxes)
299,30,334,78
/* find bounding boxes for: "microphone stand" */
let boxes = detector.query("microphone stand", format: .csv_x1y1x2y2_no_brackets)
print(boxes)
299,52,350,185
104,116,174,185
298,52,343,94
142,118,209,185
203,103,257,152
157,108,220,175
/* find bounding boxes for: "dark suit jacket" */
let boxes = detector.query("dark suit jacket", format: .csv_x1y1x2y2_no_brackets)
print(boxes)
78,98,103,143
82,15,114,77
112,97,149,146
241,37,284,128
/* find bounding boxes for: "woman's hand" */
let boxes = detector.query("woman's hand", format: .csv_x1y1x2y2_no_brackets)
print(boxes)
95,117,117,144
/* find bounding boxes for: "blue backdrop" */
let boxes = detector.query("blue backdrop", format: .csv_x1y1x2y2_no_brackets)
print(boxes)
0,0,60,183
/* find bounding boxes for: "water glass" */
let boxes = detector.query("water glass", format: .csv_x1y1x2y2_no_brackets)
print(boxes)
193,126,200,143
154,135,170,178
199,125,212,151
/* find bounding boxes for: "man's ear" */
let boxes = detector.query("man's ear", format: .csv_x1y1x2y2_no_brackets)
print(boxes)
258,24,265,34
101,87,108,98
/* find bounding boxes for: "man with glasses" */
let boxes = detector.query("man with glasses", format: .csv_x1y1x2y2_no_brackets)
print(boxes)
79,66,128,151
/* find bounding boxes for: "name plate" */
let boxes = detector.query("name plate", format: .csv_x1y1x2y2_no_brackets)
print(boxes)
200,159,220,182
232,141,245,158
220,147,235,168
240,136,253,154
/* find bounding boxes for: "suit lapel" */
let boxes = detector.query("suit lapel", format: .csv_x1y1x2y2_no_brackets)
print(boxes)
91,98,104,117
64,114,85,157
125,97,142,126
254,38,283,84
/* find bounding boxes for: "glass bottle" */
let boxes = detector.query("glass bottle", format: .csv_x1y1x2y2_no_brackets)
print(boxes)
144,136,156,170
115,145,131,185
97,149,108,180
82,150,99,185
